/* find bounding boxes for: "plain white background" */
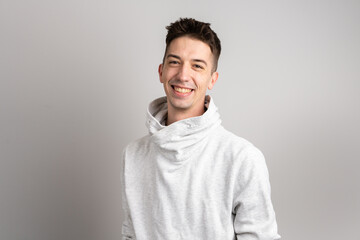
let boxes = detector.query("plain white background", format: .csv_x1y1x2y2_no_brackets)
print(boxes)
1,0,359,239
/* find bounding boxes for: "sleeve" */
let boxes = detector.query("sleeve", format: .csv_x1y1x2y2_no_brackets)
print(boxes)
233,147,281,240
121,150,137,240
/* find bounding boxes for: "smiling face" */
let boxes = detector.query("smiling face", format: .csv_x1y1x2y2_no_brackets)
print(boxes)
158,36,218,123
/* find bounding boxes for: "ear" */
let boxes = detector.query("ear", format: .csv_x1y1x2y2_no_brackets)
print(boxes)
208,71,219,90
158,64,164,83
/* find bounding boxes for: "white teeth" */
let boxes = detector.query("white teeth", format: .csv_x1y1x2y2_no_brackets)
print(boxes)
174,86,191,93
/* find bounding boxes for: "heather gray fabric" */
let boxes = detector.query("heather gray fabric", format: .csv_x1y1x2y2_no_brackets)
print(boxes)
121,96,280,240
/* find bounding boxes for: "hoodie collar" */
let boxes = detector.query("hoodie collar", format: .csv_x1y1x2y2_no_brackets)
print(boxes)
145,95,221,161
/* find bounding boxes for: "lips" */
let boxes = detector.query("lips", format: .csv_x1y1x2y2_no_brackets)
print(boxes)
171,85,193,96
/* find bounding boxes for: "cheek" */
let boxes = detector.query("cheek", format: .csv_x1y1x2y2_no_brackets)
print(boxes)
162,69,175,82
160,72,169,84
200,76,212,90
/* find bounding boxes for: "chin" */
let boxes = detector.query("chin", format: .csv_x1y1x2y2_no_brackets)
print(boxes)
169,99,192,110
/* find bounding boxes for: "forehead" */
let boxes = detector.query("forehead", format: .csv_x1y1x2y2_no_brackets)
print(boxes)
166,36,213,61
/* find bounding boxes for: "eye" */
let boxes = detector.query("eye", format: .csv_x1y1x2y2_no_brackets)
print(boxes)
169,60,179,65
194,64,204,69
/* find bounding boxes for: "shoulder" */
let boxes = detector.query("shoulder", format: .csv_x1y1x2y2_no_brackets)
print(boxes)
123,135,152,159
212,126,267,170
213,126,262,154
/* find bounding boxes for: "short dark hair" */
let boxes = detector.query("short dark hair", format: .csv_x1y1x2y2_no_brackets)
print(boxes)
163,18,221,71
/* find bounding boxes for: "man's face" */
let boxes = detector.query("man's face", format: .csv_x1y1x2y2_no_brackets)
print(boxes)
158,36,218,116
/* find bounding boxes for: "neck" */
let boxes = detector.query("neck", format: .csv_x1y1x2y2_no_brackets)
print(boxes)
166,103,205,126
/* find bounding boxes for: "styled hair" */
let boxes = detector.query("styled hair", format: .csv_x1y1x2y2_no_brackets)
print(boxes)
163,18,221,71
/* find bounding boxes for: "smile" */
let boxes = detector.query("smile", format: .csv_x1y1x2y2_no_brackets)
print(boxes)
174,86,192,93
171,85,194,96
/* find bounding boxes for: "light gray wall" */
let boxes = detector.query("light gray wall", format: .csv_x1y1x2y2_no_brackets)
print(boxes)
1,0,359,239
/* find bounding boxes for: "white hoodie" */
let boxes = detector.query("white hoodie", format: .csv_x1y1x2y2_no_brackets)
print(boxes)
122,96,280,240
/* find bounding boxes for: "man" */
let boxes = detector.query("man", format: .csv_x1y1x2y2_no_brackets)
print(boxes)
121,18,280,240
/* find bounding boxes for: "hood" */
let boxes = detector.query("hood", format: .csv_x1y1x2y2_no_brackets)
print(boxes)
145,95,221,162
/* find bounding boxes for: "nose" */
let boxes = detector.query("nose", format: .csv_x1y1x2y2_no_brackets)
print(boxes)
177,63,191,82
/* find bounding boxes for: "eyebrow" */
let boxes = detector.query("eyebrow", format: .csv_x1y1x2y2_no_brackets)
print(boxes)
167,54,208,66
167,54,181,60
193,59,208,66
